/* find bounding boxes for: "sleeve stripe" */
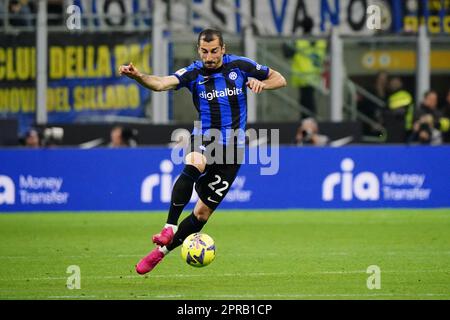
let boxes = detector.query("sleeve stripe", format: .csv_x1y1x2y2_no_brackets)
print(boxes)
172,68,199,90
172,73,183,90
263,67,270,80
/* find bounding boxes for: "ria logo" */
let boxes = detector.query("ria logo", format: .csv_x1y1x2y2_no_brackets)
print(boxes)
0,175,15,205
322,158,380,201
141,160,197,204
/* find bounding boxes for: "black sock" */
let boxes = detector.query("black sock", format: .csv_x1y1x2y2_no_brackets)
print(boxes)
166,165,202,225
166,212,206,251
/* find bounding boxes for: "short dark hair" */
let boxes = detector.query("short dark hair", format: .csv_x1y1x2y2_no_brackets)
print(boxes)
197,29,224,47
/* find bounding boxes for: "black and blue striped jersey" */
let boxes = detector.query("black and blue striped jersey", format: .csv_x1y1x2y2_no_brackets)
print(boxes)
172,54,270,146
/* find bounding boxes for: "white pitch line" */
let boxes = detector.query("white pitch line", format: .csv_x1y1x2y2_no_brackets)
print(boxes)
0,249,448,259
43,293,450,299
2,269,449,282
1,250,449,261
316,270,450,274
47,295,97,299
0,254,150,260
4,292,447,300
0,255,91,259
150,293,450,299
116,254,143,258
0,273,291,282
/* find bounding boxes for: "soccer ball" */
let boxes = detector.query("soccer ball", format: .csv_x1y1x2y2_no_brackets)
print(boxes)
181,233,216,267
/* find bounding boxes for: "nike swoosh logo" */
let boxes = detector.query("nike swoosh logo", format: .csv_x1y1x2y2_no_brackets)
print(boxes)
172,203,184,207
199,78,210,85
207,197,219,204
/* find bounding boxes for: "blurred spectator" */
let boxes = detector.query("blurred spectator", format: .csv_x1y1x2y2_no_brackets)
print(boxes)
407,89,450,145
415,90,449,139
109,126,138,147
357,71,389,136
110,126,126,147
442,88,450,119
42,127,64,147
20,127,64,148
295,117,329,146
416,90,441,122
419,90,450,140
442,89,450,143
407,114,442,145
9,0,33,27
23,128,41,148
384,76,414,142
283,17,327,119
374,71,389,101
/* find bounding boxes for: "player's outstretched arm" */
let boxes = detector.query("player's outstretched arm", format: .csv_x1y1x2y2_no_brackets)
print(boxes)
264,68,287,90
119,62,179,91
246,68,287,94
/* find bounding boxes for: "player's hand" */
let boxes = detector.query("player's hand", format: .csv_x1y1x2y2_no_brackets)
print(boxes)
118,62,140,79
246,79,266,94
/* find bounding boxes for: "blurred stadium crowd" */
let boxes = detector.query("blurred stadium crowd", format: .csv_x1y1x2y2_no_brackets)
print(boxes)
0,0,449,147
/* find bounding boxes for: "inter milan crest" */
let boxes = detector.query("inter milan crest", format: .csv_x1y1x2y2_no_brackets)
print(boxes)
228,72,238,80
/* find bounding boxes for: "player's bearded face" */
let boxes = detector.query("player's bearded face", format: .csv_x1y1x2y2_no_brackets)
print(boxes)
198,38,225,69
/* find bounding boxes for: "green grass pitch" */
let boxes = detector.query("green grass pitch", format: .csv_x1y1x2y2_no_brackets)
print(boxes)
0,209,449,300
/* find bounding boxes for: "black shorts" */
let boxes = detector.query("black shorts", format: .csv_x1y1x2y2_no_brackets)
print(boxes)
189,134,244,165
189,134,243,210
195,162,241,211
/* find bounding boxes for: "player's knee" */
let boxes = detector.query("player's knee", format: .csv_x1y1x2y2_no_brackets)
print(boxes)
185,152,206,172
195,212,210,223
194,206,213,222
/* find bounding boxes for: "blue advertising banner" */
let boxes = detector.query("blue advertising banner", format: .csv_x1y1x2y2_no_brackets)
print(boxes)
0,146,449,212
0,32,151,135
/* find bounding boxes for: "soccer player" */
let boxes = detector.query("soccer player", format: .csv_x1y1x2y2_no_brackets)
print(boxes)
119,29,287,274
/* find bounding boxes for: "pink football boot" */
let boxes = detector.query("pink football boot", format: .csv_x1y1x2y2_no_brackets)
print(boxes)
136,248,165,275
152,227,175,246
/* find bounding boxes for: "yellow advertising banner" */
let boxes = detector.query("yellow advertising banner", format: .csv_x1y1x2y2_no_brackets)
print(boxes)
361,50,450,71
